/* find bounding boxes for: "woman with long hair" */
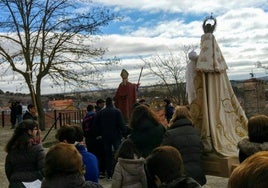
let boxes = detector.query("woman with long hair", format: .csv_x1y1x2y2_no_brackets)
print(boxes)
5,119,45,187
128,104,166,158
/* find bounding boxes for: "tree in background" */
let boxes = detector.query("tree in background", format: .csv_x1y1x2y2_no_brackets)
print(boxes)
0,0,116,130
142,45,197,105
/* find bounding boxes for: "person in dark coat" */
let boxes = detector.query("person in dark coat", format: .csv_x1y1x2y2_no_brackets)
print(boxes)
16,101,23,125
163,99,174,123
5,120,45,187
237,114,268,163
128,104,166,158
10,102,17,129
161,106,206,186
23,104,38,121
146,146,201,188
94,97,127,179
83,104,106,178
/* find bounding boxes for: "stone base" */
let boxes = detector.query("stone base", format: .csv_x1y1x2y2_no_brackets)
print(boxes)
201,153,240,177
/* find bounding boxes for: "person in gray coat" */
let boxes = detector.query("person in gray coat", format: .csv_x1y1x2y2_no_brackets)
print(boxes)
112,139,147,188
161,106,206,186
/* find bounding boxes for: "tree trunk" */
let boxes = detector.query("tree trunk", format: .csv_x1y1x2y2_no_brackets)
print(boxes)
35,82,45,130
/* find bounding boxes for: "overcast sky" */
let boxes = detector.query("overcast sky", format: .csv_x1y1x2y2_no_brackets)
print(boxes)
1,0,268,94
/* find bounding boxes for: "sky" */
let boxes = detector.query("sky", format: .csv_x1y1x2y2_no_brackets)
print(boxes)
1,0,268,94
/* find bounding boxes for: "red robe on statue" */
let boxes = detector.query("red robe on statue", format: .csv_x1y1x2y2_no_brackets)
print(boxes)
114,81,137,122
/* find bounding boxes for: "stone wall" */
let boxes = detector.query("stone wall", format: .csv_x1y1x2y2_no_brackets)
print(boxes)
243,78,266,118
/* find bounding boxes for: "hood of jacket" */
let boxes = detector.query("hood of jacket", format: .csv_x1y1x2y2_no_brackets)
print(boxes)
118,157,145,176
169,118,192,129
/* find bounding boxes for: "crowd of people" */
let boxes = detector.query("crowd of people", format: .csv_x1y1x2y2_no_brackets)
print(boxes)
5,96,268,188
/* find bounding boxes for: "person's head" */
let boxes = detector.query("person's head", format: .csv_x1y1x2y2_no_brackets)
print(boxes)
129,104,160,129
27,104,36,114
247,114,268,143
86,104,94,112
44,142,84,179
120,69,129,79
228,151,268,188
55,125,76,144
72,125,84,142
5,119,39,152
139,99,146,104
96,99,105,107
169,105,192,125
188,50,198,61
106,97,113,106
115,139,141,161
146,146,184,186
163,99,171,105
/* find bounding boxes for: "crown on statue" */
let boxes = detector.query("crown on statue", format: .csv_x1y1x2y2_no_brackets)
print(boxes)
202,13,217,34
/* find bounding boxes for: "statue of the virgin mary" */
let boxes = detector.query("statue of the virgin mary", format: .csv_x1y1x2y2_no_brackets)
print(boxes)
187,15,248,157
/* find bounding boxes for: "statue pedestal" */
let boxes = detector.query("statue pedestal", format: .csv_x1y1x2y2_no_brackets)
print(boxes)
202,153,240,177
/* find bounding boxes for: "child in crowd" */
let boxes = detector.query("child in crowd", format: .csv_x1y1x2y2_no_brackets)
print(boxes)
112,139,147,188
42,142,102,188
55,125,99,183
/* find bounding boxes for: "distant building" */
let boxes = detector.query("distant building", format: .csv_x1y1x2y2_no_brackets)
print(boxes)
48,99,77,111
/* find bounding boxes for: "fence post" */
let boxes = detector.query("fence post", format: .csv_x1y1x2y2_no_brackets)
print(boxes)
2,111,4,127
59,112,62,127
54,110,57,129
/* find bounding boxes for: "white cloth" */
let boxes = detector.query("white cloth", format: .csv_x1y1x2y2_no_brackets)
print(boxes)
190,33,248,157
186,59,197,104
22,180,41,188
196,33,228,73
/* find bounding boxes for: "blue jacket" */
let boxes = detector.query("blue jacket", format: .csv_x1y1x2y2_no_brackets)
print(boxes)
75,144,99,183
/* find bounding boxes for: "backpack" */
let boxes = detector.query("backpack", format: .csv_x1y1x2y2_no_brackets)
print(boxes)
82,113,95,136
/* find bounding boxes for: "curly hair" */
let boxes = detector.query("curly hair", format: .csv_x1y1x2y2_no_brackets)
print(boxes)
55,125,76,144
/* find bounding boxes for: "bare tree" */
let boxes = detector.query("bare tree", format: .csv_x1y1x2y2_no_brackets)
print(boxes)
142,45,197,105
0,0,116,130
